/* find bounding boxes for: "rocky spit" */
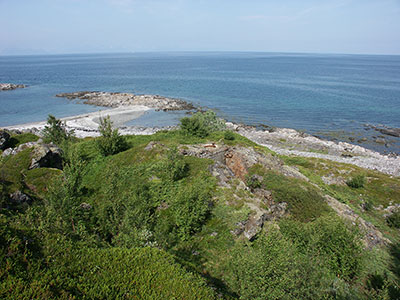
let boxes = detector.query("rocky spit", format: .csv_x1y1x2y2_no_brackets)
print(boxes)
0,83,26,91
56,91,196,111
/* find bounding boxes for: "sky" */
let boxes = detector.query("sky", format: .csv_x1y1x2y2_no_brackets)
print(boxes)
0,0,399,55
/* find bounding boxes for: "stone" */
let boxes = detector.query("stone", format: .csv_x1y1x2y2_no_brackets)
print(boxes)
9,191,32,205
0,130,10,150
1,141,37,157
29,144,63,170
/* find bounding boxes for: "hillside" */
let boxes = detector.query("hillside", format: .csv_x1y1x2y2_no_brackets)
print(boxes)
1,112,400,299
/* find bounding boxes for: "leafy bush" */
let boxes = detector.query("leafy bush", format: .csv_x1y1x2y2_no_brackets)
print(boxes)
387,211,400,229
224,130,235,141
346,174,366,188
280,215,364,281
225,228,331,300
172,178,213,240
42,115,74,145
0,244,216,299
180,111,225,138
159,147,189,181
245,174,262,190
96,116,128,156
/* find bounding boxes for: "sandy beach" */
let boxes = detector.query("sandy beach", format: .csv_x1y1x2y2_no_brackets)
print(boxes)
2,105,153,138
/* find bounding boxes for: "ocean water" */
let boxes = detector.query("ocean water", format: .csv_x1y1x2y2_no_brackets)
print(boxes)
1,52,400,153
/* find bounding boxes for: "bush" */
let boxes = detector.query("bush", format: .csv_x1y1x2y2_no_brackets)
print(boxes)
245,174,262,190
180,111,225,138
387,211,400,229
225,228,331,300
42,115,74,145
280,215,364,281
224,130,235,141
346,174,366,189
96,116,128,156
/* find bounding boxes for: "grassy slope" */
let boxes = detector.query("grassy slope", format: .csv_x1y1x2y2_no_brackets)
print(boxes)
1,130,399,299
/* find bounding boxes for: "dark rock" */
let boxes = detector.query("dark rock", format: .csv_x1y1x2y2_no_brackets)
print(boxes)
9,191,32,205
0,130,10,150
377,127,400,138
29,144,63,170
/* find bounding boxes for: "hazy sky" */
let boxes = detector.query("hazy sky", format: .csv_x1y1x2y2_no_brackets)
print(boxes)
1,0,399,55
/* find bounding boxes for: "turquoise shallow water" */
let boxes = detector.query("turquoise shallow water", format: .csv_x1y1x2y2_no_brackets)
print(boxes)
0,52,399,153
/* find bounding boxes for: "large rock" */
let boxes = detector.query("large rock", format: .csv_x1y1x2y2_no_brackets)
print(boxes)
0,130,10,150
0,83,26,91
29,144,63,170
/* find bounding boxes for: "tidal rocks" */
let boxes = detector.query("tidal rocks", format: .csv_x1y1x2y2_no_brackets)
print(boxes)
29,144,63,170
0,83,26,91
0,130,10,150
56,91,196,111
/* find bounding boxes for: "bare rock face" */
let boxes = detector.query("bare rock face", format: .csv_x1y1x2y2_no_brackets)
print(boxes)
29,144,63,170
0,83,26,91
0,130,10,150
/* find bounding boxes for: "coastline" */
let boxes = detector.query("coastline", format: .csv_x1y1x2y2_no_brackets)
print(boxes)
2,90,399,177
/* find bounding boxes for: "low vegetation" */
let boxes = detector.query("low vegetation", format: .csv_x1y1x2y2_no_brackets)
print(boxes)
1,113,399,299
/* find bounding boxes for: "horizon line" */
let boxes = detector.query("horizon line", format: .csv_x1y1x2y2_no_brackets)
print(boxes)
1,50,400,58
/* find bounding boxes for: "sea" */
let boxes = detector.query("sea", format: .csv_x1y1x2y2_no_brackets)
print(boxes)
1,52,399,154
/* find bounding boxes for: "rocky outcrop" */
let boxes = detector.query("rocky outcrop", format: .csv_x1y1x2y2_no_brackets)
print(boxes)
56,91,196,111
180,143,308,183
0,130,10,150
2,141,37,157
0,83,26,91
29,144,63,170
325,195,391,249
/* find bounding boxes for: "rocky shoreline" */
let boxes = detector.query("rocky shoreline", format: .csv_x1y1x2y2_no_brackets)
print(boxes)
2,90,400,177
230,123,400,177
0,83,26,91
56,91,196,111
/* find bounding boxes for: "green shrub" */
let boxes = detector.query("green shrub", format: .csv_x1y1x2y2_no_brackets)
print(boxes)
280,215,364,281
346,174,366,188
96,116,128,156
42,115,74,145
0,245,216,299
387,211,400,229
172,177,213,240
245,174,262,190
180,111,225,138
224,130,235,141
225,228,332,300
